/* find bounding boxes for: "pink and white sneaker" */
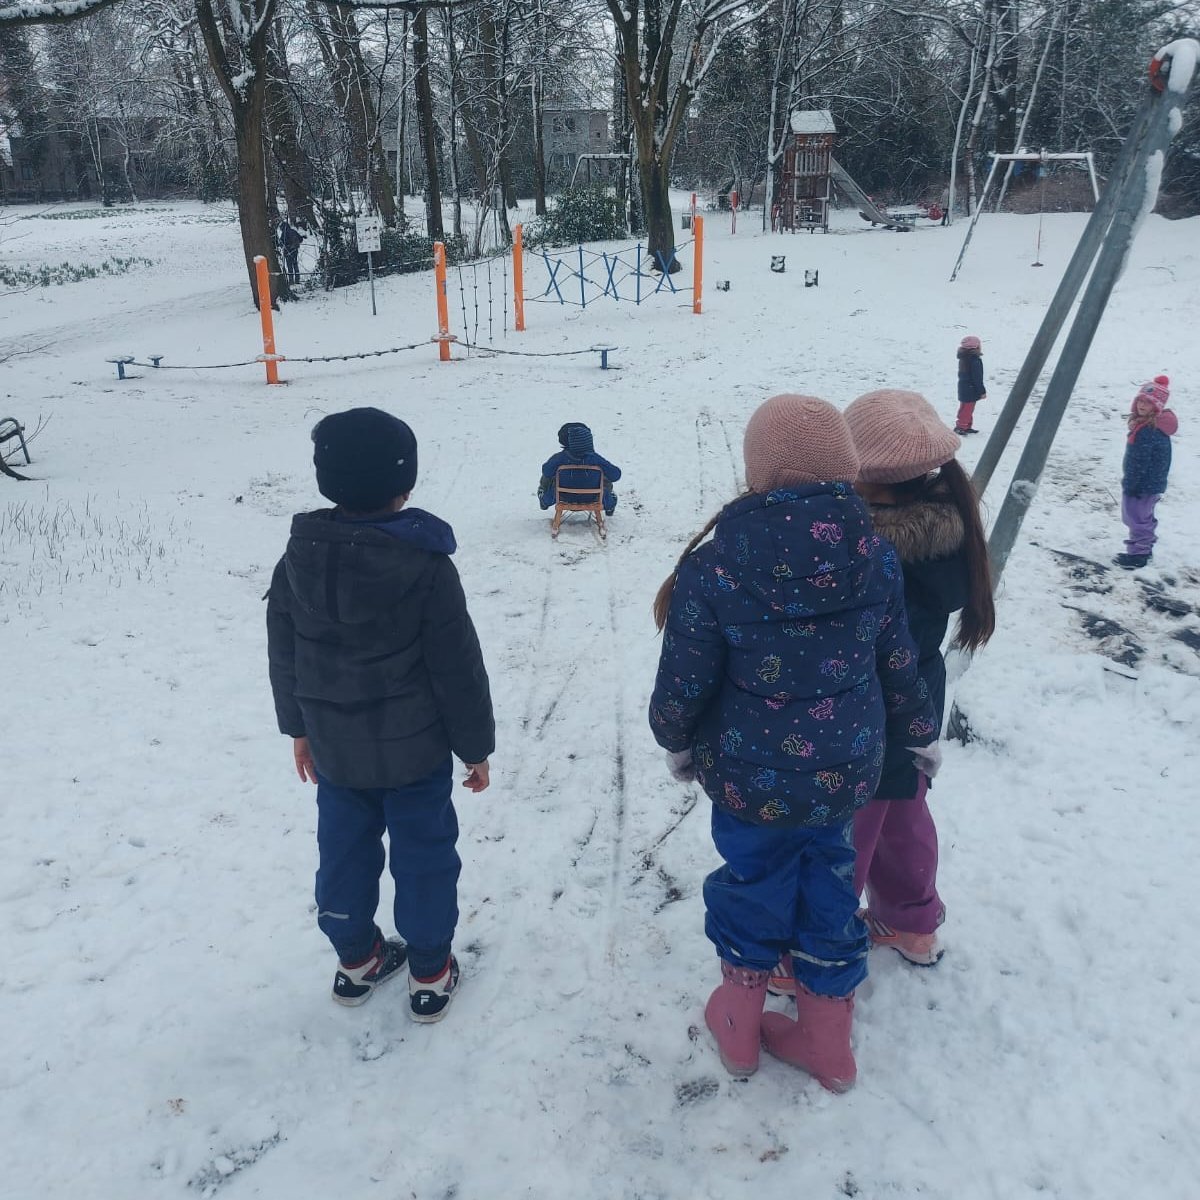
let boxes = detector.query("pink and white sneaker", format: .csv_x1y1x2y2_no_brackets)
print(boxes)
767,955,796,997
864,913,943,966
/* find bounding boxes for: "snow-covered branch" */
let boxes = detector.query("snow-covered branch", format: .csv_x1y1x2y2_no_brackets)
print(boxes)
0,0,120,23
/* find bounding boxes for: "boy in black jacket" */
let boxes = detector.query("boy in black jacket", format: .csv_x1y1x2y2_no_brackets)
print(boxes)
267,407,494,1020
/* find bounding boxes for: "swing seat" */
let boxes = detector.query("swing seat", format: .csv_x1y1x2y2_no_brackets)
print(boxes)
550,464,607,540
0,417,30,464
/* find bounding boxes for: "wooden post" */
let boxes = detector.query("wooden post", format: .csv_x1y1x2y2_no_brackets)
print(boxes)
434,241,451,361
513,223,526,332
692,216,703,315
254,255,280,384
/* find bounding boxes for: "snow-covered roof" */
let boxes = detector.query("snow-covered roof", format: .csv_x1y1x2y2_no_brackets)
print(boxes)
790,110,836,135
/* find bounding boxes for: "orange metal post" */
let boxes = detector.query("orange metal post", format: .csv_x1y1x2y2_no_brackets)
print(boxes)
434,241,451,361
513,224,526,332
254,255,280,384
693,216,704,315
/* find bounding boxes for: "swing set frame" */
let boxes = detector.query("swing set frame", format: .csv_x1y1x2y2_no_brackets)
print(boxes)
949,150,1099,282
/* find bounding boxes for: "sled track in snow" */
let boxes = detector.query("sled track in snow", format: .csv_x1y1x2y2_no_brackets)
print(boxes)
694,408,741,515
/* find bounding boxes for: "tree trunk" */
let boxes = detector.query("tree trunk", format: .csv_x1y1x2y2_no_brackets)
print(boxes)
530,2,547,216
640,152,678,271
412,7,443,240
531,69,546,216
993,0,1019,155
233,105,284,306
266,22,318,227
394,11,409,218
196,0,287,308
329,4,396,226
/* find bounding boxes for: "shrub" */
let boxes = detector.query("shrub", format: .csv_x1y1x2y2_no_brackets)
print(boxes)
523,187,627,248
313,208,466,291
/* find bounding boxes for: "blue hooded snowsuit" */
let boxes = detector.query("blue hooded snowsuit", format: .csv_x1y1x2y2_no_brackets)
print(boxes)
538,424,621,513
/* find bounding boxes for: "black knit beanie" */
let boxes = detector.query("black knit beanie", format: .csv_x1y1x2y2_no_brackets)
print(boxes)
312,407,418,512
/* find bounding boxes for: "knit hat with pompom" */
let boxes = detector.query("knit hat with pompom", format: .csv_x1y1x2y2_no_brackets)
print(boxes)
1134,376,1170,413
742,394,860,492
844,389,961,485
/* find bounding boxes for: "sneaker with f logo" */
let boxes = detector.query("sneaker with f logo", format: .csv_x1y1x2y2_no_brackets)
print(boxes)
332,936,408,1006
409,955,460,1023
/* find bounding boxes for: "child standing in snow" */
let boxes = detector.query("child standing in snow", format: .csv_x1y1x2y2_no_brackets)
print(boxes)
1116,376,1177,569
843,390,995,965
649,394,938,1092
267,407,494,1020
537,423,621,516
955,335,987,434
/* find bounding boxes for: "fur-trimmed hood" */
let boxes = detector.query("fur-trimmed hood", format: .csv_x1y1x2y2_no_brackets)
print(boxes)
867,493,965,564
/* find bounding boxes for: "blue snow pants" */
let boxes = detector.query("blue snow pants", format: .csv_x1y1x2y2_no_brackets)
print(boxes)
704,807,869,997
314,758,460,978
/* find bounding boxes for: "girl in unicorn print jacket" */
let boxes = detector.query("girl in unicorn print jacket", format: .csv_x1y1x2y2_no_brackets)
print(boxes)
649,394,937,1095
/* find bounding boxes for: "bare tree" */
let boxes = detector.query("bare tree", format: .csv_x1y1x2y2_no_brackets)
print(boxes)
0,0,121,25
608,0,770,268
195,0,286,307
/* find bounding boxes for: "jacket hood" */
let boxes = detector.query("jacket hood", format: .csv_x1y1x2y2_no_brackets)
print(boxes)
567,425,595,455
868,490,965,563
707,485,882,615
283,507,454,625
1155,409,1178,436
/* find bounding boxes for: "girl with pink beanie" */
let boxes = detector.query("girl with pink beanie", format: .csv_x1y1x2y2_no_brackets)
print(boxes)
1116,375,1176,569
648,394,938,1092
955,335,987,434
842,389,995,964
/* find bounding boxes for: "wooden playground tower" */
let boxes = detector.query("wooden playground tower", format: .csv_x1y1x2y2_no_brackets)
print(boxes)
777,110,906,232
778,110,836,232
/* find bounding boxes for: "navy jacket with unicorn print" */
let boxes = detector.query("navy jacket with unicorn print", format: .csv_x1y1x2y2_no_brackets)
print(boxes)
649,484,936,829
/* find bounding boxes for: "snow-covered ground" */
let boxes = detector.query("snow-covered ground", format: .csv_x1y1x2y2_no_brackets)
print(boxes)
2,196,1198,1199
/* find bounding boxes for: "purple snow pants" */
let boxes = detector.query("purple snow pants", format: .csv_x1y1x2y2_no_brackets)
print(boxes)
852,775,943,935
1122,493,1162,556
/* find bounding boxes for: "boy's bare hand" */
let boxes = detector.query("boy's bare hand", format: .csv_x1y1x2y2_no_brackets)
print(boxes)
293,737,318,784
462,760,490,792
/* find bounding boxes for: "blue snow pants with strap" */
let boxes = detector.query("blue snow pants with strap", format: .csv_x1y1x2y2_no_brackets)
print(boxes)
704,807,869,997
314,758,460,979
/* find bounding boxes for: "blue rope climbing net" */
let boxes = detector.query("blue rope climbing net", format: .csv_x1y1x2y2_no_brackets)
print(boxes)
531,238,695,308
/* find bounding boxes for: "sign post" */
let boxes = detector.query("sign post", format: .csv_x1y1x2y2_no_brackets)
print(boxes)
355,214,382,316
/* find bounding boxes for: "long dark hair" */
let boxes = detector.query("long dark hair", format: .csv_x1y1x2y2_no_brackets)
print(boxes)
653,512,721,632
886,461,994,650
935,459,995,651
654,491,758,630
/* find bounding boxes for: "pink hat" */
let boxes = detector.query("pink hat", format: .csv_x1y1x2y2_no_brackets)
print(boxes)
742,394,860,492
960,335,982,351
844,389,962,485
1134,378,1170,413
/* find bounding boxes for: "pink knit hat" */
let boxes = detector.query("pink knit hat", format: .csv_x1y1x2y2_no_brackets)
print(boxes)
960,335,981,351
1134,376,1170,413
844,389,962,485
742,394,861,492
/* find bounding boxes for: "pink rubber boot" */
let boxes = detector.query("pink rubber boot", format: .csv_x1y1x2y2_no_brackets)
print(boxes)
704,960,770,1076
760,987,857,1092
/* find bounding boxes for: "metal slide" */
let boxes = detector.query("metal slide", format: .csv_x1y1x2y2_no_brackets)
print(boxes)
828,158,911,230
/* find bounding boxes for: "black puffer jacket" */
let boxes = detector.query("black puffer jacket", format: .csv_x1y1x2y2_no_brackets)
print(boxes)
267,507,494,789
868,489,969,799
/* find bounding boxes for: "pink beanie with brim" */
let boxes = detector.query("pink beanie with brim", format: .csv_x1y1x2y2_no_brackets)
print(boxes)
845,389,962,485
742,394,861,492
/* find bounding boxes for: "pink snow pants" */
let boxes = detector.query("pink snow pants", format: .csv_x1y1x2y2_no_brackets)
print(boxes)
852,775,943,935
